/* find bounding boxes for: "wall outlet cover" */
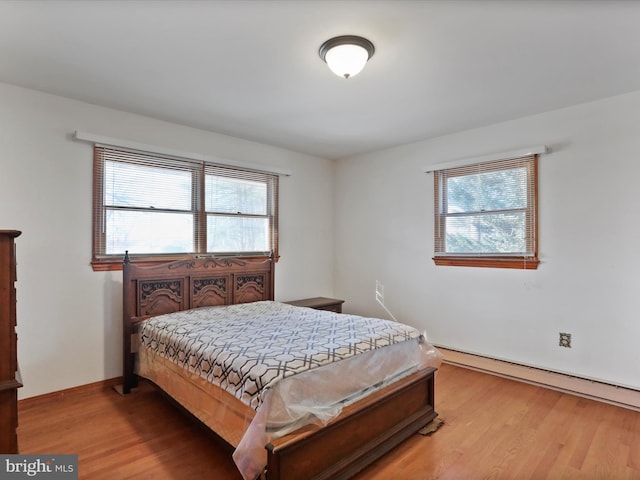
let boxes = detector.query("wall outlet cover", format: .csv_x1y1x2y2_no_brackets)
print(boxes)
559,332,572,348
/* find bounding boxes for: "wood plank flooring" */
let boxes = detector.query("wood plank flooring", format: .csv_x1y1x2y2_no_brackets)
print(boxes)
18,364,640,479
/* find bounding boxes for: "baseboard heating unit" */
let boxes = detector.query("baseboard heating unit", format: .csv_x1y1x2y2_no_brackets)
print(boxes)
437,347,640,412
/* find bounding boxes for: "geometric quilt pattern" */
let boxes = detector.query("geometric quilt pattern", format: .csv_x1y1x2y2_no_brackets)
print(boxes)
139,301,422,410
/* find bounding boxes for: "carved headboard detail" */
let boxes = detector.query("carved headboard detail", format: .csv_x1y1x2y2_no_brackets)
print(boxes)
121,253,274,393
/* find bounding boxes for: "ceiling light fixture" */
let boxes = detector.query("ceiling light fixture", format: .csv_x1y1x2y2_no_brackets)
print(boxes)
319,35,375,79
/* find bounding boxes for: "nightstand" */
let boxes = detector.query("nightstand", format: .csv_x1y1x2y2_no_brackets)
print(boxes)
285,297,345,313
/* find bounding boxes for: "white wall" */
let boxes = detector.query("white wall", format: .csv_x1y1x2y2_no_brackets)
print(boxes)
335,90,640,390
0,82,336,398
7,80,640,398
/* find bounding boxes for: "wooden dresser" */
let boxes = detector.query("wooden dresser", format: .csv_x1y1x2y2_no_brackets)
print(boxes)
0,230,21,453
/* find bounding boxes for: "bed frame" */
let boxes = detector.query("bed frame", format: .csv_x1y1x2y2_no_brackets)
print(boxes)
121,253,437,480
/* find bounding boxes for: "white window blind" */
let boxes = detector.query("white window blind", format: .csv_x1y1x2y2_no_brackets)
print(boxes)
92,146,278,269
433,155,538,269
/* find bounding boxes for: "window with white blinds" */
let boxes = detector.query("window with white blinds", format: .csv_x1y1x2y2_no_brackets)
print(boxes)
92,146,278,270
433,155,539,269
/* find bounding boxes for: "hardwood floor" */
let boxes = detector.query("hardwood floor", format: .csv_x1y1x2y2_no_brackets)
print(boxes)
18,364,640,479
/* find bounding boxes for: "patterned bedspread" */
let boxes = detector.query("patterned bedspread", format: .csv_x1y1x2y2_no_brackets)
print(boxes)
139,300,422,410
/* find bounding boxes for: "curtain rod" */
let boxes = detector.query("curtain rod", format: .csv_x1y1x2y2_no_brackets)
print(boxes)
73,130,292,177
424,145,549,173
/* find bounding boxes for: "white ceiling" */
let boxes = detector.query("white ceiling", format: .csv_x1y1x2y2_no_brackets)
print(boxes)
1,0,639,159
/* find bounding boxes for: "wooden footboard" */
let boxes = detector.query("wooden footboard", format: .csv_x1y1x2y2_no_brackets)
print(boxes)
266,367,436,480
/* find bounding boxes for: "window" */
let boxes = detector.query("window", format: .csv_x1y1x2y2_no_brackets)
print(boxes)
92,146,278,271
433,155,538,269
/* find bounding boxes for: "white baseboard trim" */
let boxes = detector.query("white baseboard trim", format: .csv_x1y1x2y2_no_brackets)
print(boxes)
437,347,640,412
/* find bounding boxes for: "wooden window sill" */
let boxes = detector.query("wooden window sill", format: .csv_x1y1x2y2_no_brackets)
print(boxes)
433,256,539,270
92,254,279,272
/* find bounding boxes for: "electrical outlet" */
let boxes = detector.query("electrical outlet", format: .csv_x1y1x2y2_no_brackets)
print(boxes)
375,280,384,303
559,332,572,348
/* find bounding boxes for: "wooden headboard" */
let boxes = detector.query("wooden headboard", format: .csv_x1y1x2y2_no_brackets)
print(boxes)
120,253,274,393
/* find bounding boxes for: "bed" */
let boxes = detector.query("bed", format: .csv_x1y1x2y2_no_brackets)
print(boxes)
121,253,440,480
